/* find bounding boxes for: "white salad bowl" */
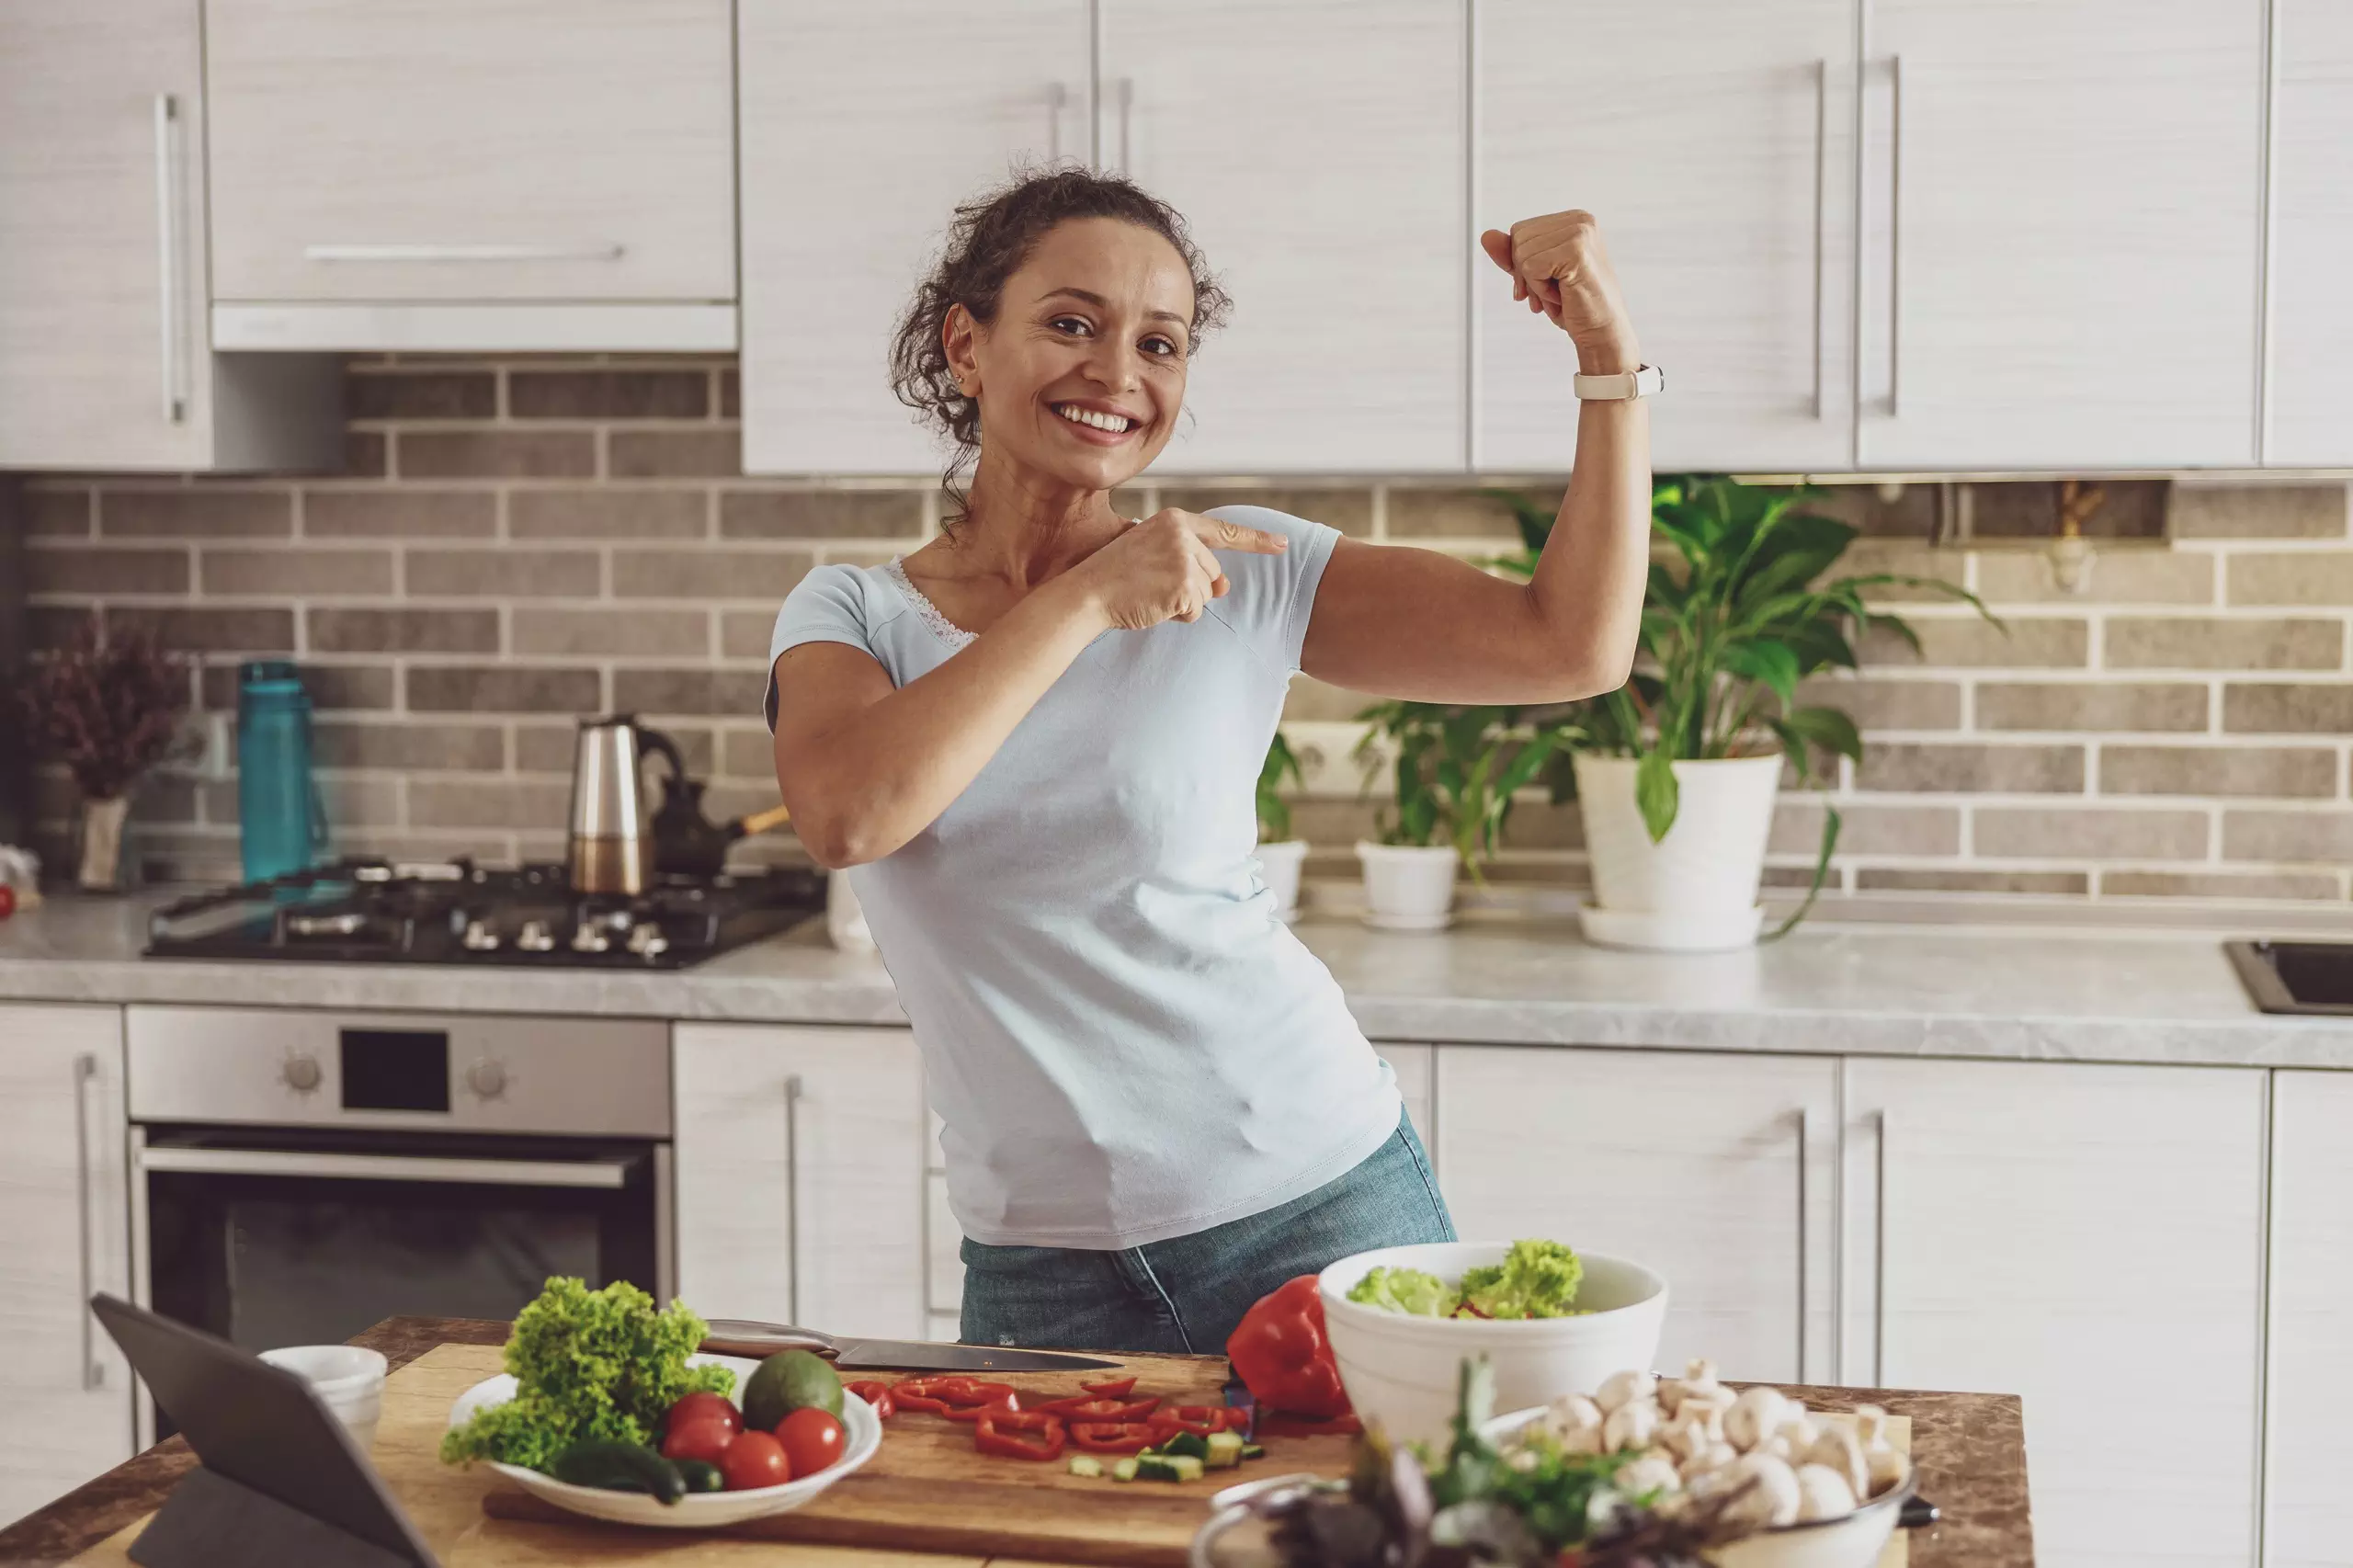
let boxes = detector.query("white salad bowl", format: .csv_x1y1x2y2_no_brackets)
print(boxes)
1317,1243,1667,1449
444,1353,881,1528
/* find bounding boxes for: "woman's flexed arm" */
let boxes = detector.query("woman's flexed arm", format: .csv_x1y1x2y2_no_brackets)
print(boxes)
1302,210,1651,706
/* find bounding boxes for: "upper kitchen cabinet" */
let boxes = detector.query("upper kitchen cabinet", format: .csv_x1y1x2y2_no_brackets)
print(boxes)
0,0,337,472
203,0,736,352
2266,0,2353,467
1097,1,1466,475
1853,0,2266,471
1477,0,1859,475
738,0,1092,474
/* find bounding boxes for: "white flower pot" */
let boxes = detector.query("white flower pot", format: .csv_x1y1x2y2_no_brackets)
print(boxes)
1254,838,1309,922
1355,841,1460,932
1573,752,1782,951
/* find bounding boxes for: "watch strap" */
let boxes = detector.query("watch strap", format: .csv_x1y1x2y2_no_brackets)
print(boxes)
1571,363,1665,401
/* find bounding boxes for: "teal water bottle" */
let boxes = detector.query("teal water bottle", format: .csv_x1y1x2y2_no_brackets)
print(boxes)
237,661,329,883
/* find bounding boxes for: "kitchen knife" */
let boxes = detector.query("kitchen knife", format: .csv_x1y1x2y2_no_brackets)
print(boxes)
699,1318,1122,1371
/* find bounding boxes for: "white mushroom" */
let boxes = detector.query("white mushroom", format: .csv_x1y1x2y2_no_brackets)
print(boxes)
1793,1462,1859,1522
1763,1411,1820,1465
1854,1406,1908,1497
1557,1419,1608,1456
1602,1397,1662,1452
1678,1440,1739,1486
1659,1358,1724,1417
1595,1369,1658,1415
1694,1452,1801,1529
1541,1392,1606,1446
1805,1424,1870,1500
1658,1403,1724,1461
1723,1387,1790,1452
1617,1452,1684,1499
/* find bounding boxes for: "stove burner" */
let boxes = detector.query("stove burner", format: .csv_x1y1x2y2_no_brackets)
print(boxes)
144,857,826,970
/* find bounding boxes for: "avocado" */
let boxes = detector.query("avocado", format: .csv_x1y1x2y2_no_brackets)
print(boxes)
742,1349,844,1432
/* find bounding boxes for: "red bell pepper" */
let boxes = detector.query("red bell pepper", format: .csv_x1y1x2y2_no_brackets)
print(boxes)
1225,1274,1352,1420
892,1376,1018,1419
844,1380,896,1419
1068,1420,1163,1454
973,1407,1066,1461
1080,1376,1138,1398
1035,1393,1160,1422
1155,1404,1245,1437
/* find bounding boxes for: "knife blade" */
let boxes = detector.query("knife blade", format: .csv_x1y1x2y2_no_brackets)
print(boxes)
699,1318,1122,1372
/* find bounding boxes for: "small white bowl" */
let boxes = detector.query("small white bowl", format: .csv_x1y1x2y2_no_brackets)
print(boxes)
444,1354,881,1528
1317,1243,1667,1449
263,1345,388,1451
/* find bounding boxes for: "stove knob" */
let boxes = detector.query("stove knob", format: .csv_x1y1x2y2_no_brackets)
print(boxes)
626,923,670,959
281,1053,323,1094
517,919,554,953
461,918,501,950
570,923,610,954
465,1060,509,1100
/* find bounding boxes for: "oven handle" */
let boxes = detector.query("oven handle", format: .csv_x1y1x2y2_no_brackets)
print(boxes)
137,1146,634,1189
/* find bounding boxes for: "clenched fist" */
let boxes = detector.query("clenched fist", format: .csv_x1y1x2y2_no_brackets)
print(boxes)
1071,510,1289,631
1480,211,1641,375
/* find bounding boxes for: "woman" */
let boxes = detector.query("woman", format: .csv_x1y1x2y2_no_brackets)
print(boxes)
766,167,1651,1355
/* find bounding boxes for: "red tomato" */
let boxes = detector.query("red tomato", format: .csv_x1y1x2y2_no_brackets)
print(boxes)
665,1391,743,1437
660,1417,734,1467
776,1407,845,1478
719,1429,792,1492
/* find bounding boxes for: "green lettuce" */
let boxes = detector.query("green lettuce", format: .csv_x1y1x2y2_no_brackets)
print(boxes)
1347,1265,1460,1317
1459,1238,1585,1319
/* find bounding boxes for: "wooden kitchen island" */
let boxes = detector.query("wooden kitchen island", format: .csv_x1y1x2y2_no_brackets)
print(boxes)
0,1316,2034,1568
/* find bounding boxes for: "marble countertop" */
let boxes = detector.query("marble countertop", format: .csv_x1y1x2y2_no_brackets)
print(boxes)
0,1315,2031,1568
5,886,2353,1069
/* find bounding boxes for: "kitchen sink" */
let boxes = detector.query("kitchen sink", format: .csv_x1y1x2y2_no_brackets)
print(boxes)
2225,939,2353,1015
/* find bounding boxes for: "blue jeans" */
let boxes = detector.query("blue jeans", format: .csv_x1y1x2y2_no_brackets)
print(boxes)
958,1107,1456,1355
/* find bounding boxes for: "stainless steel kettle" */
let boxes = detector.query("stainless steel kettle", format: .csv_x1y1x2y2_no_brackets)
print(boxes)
566,715,684,895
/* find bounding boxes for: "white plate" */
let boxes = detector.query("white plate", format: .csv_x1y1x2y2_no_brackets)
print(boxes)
445,1354,882,1528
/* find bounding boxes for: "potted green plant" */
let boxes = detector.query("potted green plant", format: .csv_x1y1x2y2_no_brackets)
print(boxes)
1255,730,1310,921
1483,476,1996,949
1350,702,1562,930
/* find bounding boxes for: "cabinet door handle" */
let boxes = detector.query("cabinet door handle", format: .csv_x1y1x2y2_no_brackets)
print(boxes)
1886,54,1904,419
1873,1108,1890,1387
301,243,627,264
1115,76,1134,176
1045,82,1068,163
1793,1107,1809,1383
1810,59,1829,422
151,96,188,426
784,1074,804,1324
74,1053,105,1392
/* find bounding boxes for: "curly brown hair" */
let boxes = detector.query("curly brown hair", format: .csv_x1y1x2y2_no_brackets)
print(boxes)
888,162,1233,533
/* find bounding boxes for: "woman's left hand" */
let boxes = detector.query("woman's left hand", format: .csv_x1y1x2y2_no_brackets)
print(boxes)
1479,210,1640,371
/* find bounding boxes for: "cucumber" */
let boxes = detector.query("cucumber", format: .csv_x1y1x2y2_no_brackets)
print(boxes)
1205,1431,1245,1469
551,1439,687,1506
675,1458,724,1494
1156,1429,1211,1461
1240,1443,1267,1461
1111,1457,1141,1483
1165,1455,1205,1483
1134,1455,1184,1483
1067,1455,1105,1479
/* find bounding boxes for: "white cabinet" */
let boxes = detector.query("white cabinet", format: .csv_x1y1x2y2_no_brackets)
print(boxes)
2264,1071,2353,1568
673,1025,926,1341
738,0,1090,475
0,1006,133,1528
1853,0,2266,470
2266,0,2353,467
1438,1045,1836,1385
0,0,336,472
1477,0,1859,474
204,0,734,348
1097,0,1465,475
1845,1058,2264,1568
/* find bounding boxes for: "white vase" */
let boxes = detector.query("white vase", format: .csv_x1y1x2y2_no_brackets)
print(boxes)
1255,838,1309,922
76,795,131,892
1573,752,1782,951
1355,841,1461,932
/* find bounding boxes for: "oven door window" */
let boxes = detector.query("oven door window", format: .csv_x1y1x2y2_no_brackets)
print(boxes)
144,1128,661,1356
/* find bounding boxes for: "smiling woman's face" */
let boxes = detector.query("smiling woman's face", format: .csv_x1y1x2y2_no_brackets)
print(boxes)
948,215,1198,494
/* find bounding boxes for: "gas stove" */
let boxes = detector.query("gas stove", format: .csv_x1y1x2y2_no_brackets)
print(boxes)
142,858,826,969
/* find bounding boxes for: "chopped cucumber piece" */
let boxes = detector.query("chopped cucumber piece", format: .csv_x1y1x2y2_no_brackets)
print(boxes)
1157,1429,1211,1461
1067,1455,1105,1479
1240,1442,1267,1461
1165,1454,1205,1483
1134,1455,1185,1483
1205,1430,1245,1469
1111,1457,1141,1483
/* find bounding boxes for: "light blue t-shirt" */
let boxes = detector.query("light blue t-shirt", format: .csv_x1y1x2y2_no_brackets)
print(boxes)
765,506,1401,1249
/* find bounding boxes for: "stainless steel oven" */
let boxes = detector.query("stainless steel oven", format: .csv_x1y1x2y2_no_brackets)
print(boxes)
124,1006,672,1444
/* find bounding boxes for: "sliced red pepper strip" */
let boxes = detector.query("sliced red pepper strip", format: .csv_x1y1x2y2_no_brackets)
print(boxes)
888,1377,957,1415
844,1380,896,1419
1068,1420,1162,1454
1158,1404,1243,1437
1034,1393,1160,1422
941,1392,1020,1423
1080,1376,1138,1398
974,1407,1066,1461
892,1376,1018,1418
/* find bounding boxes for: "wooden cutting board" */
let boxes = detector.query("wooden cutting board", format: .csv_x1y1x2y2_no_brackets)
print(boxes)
69,1342,1909,1568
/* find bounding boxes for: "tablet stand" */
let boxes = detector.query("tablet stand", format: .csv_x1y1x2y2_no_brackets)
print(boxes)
128,1465,417,1568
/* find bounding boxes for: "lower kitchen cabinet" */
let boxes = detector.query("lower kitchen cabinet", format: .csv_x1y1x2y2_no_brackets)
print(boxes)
1436,1045,1837,1386
1846,1058,2266,1568
0,1005,132,1528
2264,1070,2353,1568
672,1024,926,1342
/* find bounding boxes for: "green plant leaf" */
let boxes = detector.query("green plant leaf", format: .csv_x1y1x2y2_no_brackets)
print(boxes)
1635,748,1679,843
1779,705,1865,763
1720,641,1801,711
1764,804,1842,941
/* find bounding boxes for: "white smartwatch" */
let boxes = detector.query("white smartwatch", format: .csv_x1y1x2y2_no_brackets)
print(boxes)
1571,363,1665,401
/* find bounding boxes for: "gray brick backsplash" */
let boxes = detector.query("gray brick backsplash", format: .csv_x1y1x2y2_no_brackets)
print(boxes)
17,353,2348,907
